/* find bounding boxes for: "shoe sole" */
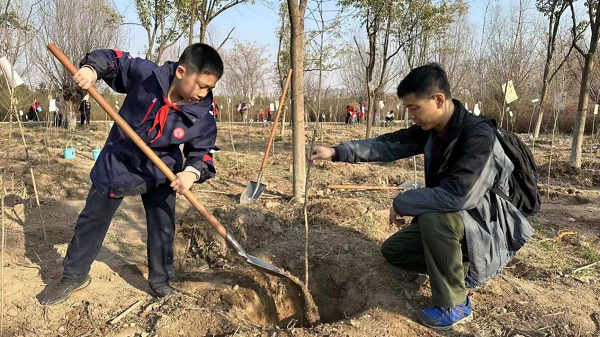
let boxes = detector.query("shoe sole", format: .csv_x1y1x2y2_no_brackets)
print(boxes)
45,276,92,306
420,312,473,331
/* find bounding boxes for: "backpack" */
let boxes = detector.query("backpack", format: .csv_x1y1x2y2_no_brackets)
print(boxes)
483,117,541,216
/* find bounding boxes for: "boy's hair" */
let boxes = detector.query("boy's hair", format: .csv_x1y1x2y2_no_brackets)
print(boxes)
396,63,451,99
178,43,224,79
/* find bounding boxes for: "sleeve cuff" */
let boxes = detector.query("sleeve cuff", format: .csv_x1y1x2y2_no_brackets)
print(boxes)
332,147,340,162
184,166,201,182
82,65,98,81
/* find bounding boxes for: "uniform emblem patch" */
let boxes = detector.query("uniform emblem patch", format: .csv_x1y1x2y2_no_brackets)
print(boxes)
173,127,185,139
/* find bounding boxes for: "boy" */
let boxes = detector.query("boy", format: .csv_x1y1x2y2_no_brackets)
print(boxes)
38,43,223,305
310,63,533,330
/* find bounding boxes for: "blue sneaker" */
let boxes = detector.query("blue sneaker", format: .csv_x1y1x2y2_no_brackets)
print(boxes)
419,295,473,330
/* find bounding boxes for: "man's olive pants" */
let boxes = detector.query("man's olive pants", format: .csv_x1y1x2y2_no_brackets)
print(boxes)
381,212,469,307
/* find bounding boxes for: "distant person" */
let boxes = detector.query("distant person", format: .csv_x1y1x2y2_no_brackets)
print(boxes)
237,102,248,122
267,105,273,122
211,99,219,120
79,95,91,125
385,110,394,125
345,104,355,124
28,99,40,121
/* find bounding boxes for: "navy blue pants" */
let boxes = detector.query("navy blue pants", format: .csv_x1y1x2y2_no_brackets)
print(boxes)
63,184,176,285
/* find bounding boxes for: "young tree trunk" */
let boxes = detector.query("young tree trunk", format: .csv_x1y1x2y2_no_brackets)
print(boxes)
570,55,594,168
533,83,549,139
189,0,196,45
288,0,307,200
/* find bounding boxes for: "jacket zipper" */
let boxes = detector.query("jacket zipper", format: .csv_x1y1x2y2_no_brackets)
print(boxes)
141,98,158,124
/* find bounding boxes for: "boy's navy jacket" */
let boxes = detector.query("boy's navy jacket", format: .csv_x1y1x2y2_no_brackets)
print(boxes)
80,49,218,198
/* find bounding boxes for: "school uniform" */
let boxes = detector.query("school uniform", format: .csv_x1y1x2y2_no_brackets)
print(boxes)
62,49,218,286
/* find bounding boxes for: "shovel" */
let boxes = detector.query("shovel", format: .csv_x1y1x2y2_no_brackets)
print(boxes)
47,43,287,278
239,69,292,204
327,181,423,191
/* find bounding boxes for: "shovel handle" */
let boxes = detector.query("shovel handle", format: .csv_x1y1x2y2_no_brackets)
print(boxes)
327,185,402,191
47,44,227,239
258,69,292,173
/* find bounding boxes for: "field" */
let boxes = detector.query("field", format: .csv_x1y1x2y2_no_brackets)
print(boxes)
0,122,599,337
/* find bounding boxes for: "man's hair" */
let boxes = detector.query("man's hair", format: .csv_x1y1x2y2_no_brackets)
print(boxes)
396,63,451,99
178,43,224,79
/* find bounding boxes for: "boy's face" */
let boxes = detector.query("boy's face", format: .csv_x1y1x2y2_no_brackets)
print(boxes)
402,92,446,131
175,65,218,102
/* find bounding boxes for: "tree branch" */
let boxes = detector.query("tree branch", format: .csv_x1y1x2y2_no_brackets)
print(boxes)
217,26,235,51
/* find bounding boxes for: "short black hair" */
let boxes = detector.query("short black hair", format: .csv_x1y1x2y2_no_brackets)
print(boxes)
178,43,224,79
396,63,451,99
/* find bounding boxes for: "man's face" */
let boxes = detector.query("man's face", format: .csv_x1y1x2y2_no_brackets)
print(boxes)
402,93,445,131
175,65,218,102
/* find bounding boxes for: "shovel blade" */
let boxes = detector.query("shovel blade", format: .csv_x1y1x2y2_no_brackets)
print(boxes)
225,232,286,277
239,181,267,204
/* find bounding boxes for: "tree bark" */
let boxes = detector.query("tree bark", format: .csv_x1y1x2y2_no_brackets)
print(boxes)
288,0,307,200
570,55,594,168
189,0,196,45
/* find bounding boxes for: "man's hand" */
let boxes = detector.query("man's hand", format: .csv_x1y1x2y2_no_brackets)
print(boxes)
308,146,336,165
389,206,405,226
73,67,97,90
171,171,196,195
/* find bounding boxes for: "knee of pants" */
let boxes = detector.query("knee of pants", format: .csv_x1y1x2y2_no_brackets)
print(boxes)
380,237,409,263
418,212,463,236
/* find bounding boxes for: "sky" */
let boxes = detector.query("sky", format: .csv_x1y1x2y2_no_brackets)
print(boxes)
114,0,495,59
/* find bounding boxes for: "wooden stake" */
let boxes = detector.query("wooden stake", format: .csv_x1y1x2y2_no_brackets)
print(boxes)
108,299,143,325
547,109,560,197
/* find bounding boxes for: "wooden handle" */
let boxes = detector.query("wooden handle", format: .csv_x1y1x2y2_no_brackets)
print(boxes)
327,185,402,191
258,69,292,172
46,44,227,239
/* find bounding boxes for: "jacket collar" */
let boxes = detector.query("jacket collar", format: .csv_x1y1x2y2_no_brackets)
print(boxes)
152,61,178,98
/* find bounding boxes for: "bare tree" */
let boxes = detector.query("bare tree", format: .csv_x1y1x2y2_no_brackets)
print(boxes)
569,0,600,168
32,0,122,125
533,0,574,139
220,41,272,102
131,0,187,63
288,0,308,200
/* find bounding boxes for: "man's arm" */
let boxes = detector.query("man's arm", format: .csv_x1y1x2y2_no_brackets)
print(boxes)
393,124,496,216
334,124,429,163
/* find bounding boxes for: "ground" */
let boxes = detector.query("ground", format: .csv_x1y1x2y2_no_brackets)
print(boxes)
0,121,599,337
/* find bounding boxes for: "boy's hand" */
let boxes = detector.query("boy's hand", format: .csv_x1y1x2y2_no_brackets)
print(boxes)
308,146,335,165
389,206,405,226
73,67,97,90
171,171,196,195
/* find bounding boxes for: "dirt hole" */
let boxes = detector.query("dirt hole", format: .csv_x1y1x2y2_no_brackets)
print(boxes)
175,206,373,327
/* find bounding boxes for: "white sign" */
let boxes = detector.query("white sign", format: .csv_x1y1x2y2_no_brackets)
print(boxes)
553,92,567,110
0,57,24,88
594,104,598,115
49,99,57,112
270,103,275,112
532,98,539,103
275,101,279,110
474,103,481,116
379,100,385,109
501,80,518,104
509,111,513,117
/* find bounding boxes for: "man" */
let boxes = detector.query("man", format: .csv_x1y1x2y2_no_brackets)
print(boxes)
79,95,91,125
310,63,533,330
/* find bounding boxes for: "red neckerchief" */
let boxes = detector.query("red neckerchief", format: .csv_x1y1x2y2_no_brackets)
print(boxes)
148,95,180,143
